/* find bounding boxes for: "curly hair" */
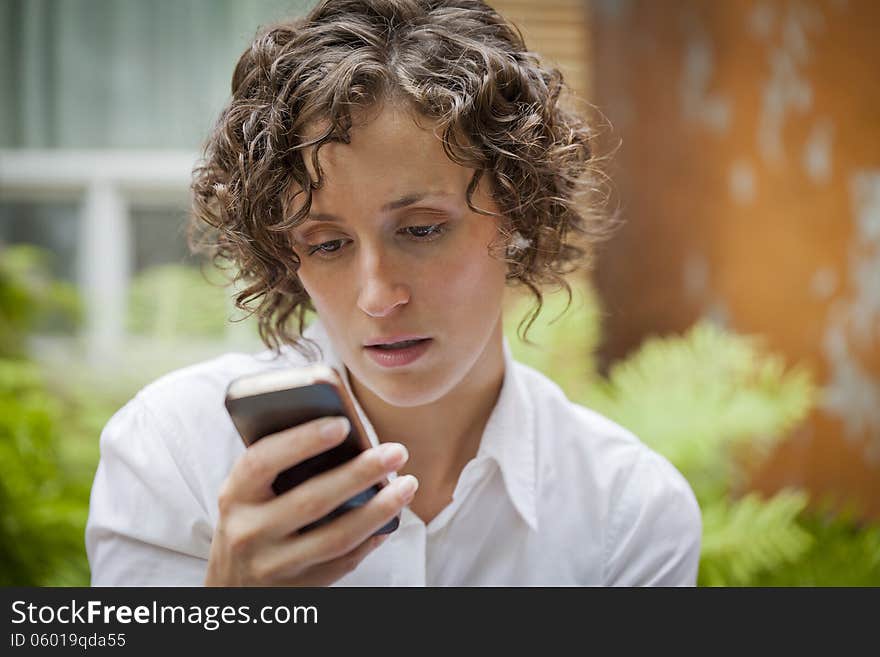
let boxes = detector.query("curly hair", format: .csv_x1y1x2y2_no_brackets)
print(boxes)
189,0,610,357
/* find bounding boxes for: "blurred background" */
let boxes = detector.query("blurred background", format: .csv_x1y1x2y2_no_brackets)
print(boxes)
1,0,877,586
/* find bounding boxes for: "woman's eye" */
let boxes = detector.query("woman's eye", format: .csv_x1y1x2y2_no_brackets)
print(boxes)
307,239,347,257
304,224,446,259
402,224,446,240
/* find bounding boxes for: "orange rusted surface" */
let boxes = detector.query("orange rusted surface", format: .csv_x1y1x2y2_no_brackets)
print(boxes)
590,0,880,517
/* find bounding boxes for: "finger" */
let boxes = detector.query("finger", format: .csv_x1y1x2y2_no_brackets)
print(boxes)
222,416,351,505
268,534,390,587
273,474,418,571
262,441,409,537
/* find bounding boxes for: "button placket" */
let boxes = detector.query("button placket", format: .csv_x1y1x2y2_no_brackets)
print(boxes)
391,509,427,586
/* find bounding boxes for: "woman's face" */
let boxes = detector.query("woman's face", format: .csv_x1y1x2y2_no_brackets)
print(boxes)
290,103,508,407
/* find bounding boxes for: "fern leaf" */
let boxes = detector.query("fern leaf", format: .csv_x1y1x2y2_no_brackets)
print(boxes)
699,489,814,586
583,322,816,488
752,510,880,586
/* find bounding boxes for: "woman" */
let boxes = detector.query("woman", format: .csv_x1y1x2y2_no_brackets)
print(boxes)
86,0,701,586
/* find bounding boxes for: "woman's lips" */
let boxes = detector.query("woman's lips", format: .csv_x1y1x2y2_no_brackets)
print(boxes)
363,338,432,368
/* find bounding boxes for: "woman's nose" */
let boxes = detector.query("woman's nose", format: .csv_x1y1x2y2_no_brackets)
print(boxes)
356,252,410,318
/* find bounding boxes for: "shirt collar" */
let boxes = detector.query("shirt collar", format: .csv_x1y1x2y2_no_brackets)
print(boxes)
473,337,538,531
286,318,539,532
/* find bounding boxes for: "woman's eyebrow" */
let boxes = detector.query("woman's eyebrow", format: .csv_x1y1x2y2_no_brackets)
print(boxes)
307,191,452,222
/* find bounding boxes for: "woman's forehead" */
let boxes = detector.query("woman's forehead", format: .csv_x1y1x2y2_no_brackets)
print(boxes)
296,105,474,198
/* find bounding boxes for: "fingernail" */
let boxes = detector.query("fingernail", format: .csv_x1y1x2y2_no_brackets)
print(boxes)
377,443,408,469
321,417,349,440
395,474,419,501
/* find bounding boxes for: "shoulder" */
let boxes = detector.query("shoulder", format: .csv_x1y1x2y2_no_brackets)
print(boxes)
123,345,307,444
600,442,702,584
513,360,701,584
87,349,300,584
135,348,296,415
126,343,319,439
98,347,308,506
514,360,661,486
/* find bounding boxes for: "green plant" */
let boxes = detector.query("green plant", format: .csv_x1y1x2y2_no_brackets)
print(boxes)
0,359,93,585
504,281,603,400
752,504,880,586
0,244,92,585
0,244,81,356
503,277,880,586
126,263,231,339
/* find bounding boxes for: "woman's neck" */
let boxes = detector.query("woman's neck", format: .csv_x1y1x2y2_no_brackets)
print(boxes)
349,320,506,502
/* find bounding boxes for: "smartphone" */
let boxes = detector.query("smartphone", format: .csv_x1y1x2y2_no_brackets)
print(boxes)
224,363,399,535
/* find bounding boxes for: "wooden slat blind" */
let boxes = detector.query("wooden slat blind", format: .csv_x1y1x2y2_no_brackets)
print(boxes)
490,0,592,106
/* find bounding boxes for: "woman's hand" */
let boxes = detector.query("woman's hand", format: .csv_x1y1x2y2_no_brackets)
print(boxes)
205,416,417,586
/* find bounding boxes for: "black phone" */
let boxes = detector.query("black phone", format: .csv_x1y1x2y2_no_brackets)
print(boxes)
223,363,399,535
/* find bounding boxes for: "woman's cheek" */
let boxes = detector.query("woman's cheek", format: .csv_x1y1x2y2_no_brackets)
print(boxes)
450,246,505,298
295,271,331,318
416,254,470,305
298,258,341,297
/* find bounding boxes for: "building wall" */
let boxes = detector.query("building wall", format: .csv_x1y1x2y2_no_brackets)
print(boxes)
491,0,592,102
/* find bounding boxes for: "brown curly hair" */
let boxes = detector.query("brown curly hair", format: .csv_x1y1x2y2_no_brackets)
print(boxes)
189,0,610,356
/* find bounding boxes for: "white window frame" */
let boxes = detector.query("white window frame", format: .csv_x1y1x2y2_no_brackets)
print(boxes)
0,149,232,369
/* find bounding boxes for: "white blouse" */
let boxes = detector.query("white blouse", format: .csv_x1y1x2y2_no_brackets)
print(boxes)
85,319,702,586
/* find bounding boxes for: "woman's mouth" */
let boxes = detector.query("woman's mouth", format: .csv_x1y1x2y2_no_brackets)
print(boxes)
363,337,433,368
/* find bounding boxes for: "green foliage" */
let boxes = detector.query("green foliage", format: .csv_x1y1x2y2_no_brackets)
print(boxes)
752,506,880,586
0,359,93,585
582,322,817,501
0,244,82,357
0,245,92,585
126,263,230,339
504,277,880,586
699,490,813,586
0,250,251,586
504,281,602,401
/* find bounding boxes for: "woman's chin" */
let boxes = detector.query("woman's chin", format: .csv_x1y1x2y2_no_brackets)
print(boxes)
356,369,451,409
375,382,445,408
